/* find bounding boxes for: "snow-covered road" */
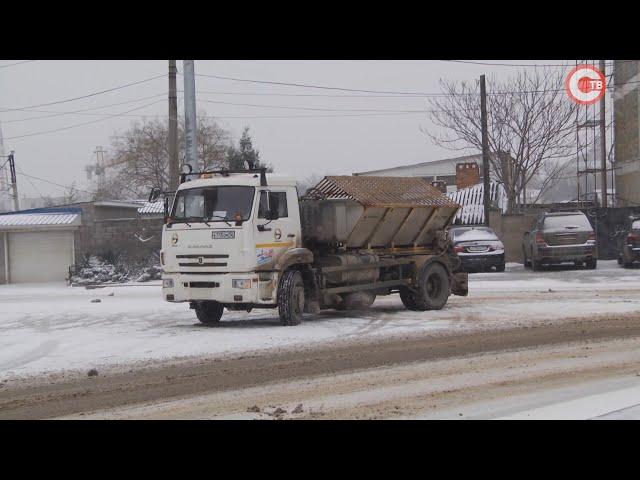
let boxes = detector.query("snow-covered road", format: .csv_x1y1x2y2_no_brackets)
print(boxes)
1,260,640,381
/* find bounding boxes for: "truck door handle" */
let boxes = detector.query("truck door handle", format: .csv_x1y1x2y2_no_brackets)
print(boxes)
287,234,295,238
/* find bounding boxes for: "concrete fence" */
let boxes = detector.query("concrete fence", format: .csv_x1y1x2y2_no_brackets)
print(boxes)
487,206,640,263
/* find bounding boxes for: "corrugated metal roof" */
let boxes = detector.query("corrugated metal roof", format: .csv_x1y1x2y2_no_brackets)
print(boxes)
302,176,460,208
0,213,80,227
447,182,506,225
138,201,164,214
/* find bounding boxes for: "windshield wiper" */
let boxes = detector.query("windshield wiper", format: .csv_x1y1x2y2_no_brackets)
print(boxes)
209,214,232,227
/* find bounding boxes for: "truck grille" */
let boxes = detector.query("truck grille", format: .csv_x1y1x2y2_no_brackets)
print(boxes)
177,254,229,268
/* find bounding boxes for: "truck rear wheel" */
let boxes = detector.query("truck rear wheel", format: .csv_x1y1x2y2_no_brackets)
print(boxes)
194,301,224,325
400,262,450,311
278,270,305,326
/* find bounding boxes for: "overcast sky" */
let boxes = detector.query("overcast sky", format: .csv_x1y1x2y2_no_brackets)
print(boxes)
0,60,577,199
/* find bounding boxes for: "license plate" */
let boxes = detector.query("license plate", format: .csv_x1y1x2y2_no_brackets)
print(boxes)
211,231,235,239
468,247,487,252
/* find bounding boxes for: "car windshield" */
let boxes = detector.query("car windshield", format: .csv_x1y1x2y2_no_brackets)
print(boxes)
543,215,592,230
450,227,498,242
171,186,254,222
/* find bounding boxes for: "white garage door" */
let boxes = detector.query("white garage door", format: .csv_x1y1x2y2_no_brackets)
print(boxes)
8,231,74,283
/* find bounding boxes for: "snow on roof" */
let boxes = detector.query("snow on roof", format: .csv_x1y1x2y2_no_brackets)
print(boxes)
447,182,506,225
138,201,164,214
93,200,145,209
353,153,485,176
0,212,81,228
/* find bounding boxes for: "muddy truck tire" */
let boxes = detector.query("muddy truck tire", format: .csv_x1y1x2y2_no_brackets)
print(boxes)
278,270,305,326
400,262,450,311
195,301,224,325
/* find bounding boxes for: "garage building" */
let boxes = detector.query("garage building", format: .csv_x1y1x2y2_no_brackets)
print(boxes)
0,209,81,284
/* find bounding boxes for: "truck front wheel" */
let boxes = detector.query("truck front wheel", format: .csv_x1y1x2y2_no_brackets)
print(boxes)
194,301,224,325
278,270,305,326
400,262,450,311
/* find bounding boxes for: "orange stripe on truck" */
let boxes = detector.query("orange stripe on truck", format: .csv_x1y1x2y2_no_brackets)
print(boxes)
255,242,294,248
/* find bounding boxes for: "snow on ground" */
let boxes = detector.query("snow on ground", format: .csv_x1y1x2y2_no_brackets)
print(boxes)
1,260,640,380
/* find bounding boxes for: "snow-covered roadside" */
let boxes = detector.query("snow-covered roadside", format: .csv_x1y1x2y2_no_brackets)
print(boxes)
1,260,639,382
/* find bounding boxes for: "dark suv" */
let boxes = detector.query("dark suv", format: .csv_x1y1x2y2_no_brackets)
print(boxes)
522,211,597,270
617,216,640,268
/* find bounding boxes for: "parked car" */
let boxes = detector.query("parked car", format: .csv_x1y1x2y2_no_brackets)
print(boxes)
522,210,596,271
448,226,505,272
617,216,640,268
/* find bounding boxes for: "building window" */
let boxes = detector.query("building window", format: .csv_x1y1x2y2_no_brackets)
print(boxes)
435,175,456,186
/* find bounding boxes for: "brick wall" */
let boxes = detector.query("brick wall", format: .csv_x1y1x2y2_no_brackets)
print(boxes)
456,162,481,190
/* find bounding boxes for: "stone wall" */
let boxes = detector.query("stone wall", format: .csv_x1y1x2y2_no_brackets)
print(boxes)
487,207,640,262
74,216,163,265
488,210,538,263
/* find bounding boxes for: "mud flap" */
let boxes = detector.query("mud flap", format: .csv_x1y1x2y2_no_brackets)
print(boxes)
451,272,468,296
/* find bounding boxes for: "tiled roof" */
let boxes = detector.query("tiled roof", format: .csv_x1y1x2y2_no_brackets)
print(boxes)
302,175,460,208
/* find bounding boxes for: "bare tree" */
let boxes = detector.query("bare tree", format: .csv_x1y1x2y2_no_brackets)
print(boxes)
426,68,579,213
296,173,324,197
97,113,231,199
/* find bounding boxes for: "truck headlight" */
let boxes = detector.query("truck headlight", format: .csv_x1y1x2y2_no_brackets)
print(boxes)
163,278,174,288
232,279,252,289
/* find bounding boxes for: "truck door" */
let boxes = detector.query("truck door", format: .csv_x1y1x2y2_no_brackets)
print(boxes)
254,189,299,268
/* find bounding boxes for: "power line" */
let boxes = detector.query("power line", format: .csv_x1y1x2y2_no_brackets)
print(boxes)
192,90,443,98
191,72,446,96
197,98,434,113
0,74,165,113
192,70,639,97
16,171,97,196
4,100,165,140
3,93,167,123
442,60,635,68
0,60,36,69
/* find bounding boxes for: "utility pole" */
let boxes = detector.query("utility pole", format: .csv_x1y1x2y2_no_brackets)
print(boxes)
599,59,608,208
93,146,106,192
480,75,491,227
168,60,179,190
8,151,19,211
183,60,198,173
0,122,8,206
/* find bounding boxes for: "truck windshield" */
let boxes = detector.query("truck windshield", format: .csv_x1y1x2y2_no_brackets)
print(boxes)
171,186,255,222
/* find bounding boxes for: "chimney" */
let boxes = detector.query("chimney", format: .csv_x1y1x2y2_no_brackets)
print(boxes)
456,162,481,190
431,180,448,193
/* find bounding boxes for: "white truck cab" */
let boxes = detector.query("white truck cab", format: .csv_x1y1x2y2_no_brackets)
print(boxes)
161,171,301,314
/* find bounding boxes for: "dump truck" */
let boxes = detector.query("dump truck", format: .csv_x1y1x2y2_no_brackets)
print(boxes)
153,168,468,326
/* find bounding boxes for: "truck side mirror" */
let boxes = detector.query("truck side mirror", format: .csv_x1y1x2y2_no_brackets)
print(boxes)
149,187,161,203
